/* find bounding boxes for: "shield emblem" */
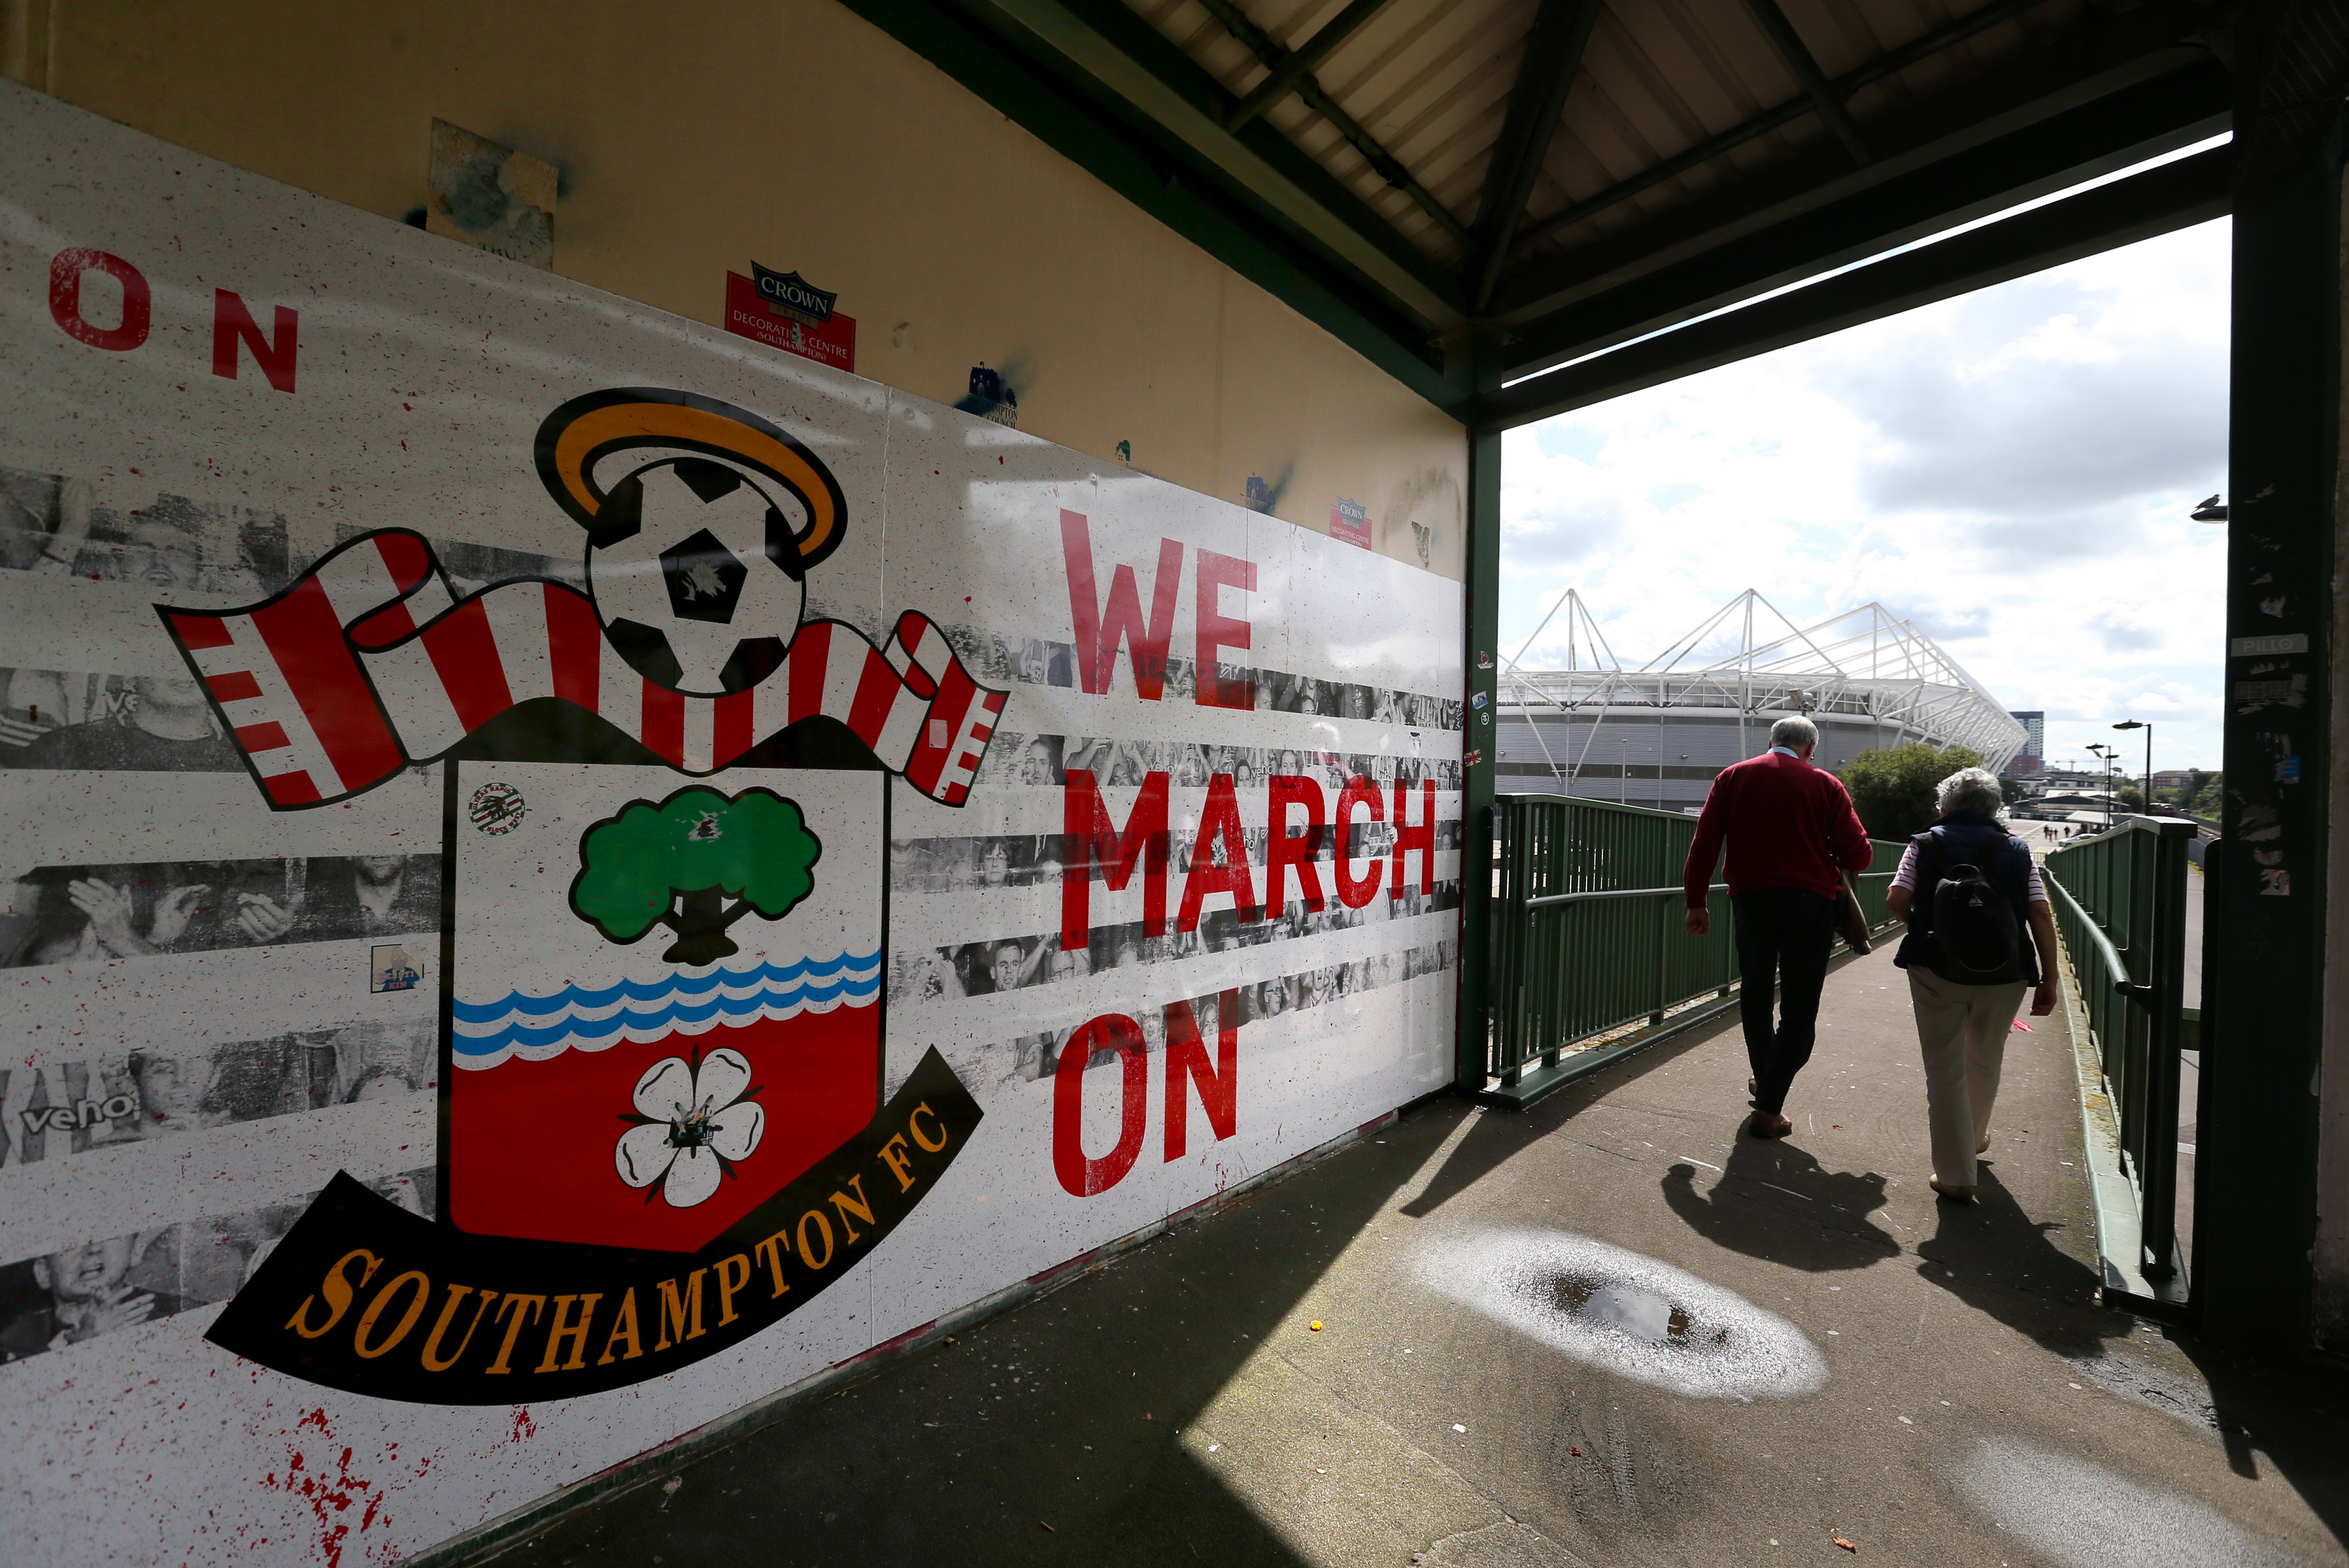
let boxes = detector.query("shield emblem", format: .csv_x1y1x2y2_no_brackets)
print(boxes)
444,759,884,1254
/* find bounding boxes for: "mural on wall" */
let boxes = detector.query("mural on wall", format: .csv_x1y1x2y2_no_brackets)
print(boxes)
0,77,1462,1560
160,386,1007,1399
162,387,1004,807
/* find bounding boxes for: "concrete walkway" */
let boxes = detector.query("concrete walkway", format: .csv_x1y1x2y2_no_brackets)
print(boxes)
485,947,2348,1568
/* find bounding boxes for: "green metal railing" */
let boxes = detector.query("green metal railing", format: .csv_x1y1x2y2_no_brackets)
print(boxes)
2044,816,2195,1284
1482,792,1899,1104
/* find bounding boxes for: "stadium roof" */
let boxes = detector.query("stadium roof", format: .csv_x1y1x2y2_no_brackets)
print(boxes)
1499,589,2030,768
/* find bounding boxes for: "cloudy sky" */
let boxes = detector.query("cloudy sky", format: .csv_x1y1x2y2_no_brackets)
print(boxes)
1499,208,2231,777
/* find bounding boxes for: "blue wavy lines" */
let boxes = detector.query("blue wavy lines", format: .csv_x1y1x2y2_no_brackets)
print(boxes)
453,973,879,1057
452,952,879,1023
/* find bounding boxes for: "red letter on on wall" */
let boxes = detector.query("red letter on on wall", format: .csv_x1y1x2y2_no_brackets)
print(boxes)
1060,510,1181,699
1062,770,1170,949
1333,775,1386,908
1053,1014,1148,1197
48,248,151,352
1266,774,1327,916
1177,773,1261,931
1164,990,1239,1162
213,289,298,392
1194,549,1256,709
1391,777,1436,898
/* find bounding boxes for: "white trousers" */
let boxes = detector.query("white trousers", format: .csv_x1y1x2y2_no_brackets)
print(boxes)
1905,967,2027,1189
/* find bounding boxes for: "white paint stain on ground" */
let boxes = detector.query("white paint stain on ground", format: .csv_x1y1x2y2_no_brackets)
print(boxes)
1417,1230,1826,1401
1952,1438,2311,1568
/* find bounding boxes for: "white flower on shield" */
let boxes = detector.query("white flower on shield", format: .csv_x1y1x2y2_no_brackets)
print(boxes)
615,1048,765,1208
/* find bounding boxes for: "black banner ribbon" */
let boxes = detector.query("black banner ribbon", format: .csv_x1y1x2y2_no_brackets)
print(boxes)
206,1049,982,1404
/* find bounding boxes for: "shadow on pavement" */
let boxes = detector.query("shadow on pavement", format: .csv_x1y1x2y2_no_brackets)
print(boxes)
1660,1130,1900,1269
1399,949,1886,1225
2167,1335,2349,1535
1911,1160,2125,1360
1397,1029,1723,1220
491,1111,1453,1568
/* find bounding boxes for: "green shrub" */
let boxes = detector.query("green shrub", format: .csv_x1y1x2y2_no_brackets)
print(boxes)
1838,742,1985,841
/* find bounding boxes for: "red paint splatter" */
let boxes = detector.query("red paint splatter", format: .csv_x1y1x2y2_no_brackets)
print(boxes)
257,1409,393,1568
510,1406,538,1443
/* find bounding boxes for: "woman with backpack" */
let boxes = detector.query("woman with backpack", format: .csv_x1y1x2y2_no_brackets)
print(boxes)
1884,767,2061,1203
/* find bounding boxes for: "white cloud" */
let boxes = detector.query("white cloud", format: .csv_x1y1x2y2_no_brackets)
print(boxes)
1501,218,2230,772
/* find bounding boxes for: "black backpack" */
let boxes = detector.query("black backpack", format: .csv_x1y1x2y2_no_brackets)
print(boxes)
1918,832,2026,984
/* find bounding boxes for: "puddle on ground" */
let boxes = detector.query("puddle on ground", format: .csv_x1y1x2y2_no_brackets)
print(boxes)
1551,1277,1722,1347
1419,1231,1825,1401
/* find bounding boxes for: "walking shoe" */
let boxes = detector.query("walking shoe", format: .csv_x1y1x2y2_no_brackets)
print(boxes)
1746,1110,1792,1139
1930,1176,1976,1203
1748,1077,1758,1099
1977,1135,1991,1154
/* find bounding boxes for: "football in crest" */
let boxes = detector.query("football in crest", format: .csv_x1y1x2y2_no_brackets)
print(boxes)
586,455,808,694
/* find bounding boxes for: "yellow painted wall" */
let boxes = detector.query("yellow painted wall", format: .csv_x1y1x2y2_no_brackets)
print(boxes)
0,0,1466,578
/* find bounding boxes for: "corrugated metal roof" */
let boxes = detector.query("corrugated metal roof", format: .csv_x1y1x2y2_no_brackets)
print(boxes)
854,0,2230,411
1126,0,2098,287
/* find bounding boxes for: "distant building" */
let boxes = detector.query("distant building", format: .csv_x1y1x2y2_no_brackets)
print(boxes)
2003,710,2045,779
2152,769,2197,791
1498,593,2025,813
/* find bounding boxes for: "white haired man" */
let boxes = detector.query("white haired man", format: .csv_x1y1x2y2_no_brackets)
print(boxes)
1884,766,2060,1202
1682,714,1873,1138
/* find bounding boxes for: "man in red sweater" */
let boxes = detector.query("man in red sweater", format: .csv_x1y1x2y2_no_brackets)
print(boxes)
1682,714,1873,1138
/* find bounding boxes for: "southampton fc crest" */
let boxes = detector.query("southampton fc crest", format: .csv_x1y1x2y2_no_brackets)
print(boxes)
446,762,882,1255
171,390,994,1403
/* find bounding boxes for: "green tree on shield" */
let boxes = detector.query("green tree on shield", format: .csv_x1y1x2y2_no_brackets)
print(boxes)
570,787,821,965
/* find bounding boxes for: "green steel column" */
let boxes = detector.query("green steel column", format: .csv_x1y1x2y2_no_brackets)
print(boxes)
2201,14,2342,1355
1457,340,1504,1093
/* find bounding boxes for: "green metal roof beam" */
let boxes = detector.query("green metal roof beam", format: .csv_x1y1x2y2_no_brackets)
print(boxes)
1470,0,1607,312
1187,0,1475,252
1496,61,2231,382
1737,0,1872,165
1040,0,1467,309
980,0,1460,319
1491,0,2235,324
836,0,1470,411
1226,0,1396,130
1480,142,2230,430
1506,0,2063,258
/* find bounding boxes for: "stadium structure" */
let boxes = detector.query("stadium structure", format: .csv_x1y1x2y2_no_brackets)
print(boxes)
1497,591,2028,813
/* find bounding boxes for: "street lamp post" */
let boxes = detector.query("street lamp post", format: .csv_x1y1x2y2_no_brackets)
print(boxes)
2085,743,2114,820
2113,720,2152,816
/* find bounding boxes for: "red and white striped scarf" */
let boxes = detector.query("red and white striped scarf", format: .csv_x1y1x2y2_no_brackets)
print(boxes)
160,528,1005,808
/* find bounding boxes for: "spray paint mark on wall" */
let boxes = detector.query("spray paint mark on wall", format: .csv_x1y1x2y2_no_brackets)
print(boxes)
1244,464,1293,516
1384,465,1462,573
1418,1230,1826,1401
425,120,556,270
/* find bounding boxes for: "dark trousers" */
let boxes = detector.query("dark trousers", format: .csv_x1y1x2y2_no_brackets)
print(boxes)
1732,887,1836,1116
